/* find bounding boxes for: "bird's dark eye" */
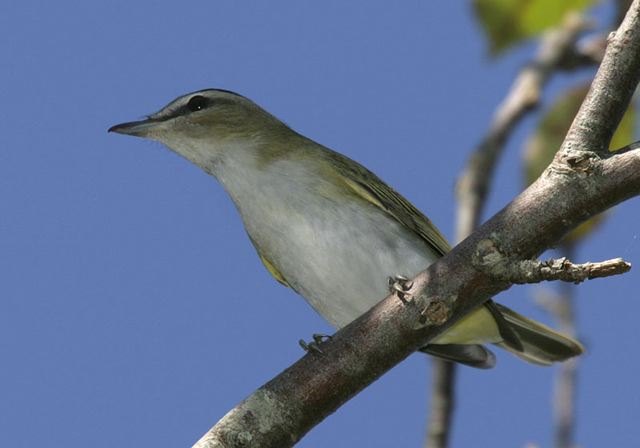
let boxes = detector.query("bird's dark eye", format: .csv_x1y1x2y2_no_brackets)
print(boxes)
187,95,209,112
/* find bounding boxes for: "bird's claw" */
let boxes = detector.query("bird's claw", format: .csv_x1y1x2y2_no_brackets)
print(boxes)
299,333,333,354
388,274,414,302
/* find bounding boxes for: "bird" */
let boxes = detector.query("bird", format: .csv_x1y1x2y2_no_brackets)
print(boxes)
109,88,584,368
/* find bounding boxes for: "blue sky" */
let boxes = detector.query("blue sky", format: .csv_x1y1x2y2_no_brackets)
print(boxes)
1,1,638,447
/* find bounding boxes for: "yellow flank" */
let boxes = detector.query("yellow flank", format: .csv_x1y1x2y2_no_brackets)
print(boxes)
258,252,291,287
431,306,502,345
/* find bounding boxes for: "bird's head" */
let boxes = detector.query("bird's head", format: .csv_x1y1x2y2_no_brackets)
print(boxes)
109,89,292,170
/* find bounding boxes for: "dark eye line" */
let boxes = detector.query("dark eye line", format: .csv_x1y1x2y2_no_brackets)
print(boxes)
182,96,238,117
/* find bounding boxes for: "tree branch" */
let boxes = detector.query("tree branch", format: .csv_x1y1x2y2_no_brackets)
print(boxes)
193,2,640,446
558,32,607,69
456,13,590,238
560,6,640,156
424,360,456,448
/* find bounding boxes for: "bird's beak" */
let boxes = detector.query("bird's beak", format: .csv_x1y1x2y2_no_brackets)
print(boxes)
108,118,159,137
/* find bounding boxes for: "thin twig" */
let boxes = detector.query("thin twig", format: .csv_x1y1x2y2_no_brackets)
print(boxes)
554,245,579,448
475,244,631,284
558,33,607,69
425,361,456,448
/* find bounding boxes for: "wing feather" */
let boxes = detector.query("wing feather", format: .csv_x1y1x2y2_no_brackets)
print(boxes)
326,150,451,257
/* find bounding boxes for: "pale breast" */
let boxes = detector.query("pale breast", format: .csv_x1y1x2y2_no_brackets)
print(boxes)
218,157,439,328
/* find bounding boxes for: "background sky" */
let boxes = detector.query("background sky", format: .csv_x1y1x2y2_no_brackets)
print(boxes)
1,1,638,447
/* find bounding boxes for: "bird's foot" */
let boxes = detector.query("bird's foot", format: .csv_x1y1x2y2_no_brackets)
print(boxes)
299,333,333,354
388,274,414,303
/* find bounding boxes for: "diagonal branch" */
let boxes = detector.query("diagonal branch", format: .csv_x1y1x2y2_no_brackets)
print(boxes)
193,2,640,446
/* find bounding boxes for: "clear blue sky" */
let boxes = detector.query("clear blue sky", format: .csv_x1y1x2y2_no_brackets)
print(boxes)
1,1,638,447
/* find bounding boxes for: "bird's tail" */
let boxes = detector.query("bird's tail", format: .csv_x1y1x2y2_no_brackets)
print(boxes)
492,303,585,365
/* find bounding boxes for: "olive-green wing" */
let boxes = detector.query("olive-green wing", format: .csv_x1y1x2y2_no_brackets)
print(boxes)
326,149,524,354
326,149,451,257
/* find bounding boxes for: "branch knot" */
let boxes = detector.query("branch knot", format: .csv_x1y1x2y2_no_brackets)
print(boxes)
418,298,452,326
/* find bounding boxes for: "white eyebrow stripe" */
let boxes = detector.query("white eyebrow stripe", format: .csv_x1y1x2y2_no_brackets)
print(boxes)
146,89,246,121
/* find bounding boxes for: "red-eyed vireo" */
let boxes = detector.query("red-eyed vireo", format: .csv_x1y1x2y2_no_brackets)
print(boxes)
109,89,583,368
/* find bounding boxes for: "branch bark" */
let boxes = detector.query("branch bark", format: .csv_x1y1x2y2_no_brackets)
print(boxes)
193,2,640,446
479,251,630,284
